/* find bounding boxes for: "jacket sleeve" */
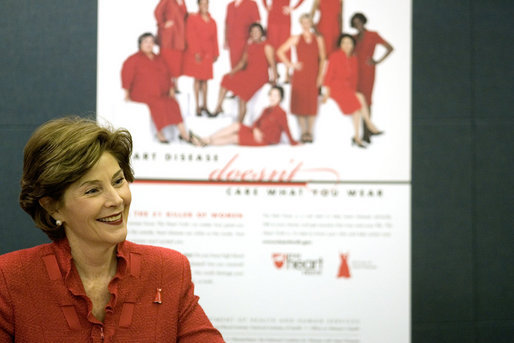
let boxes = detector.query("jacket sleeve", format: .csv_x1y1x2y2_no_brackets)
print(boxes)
212,20,220,59
121,55,136,91
185,16,201,55
177,255,224,342
278,108,298,145
0,264,14,341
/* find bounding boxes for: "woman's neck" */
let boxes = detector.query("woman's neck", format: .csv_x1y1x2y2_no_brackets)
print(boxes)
68,240,118,281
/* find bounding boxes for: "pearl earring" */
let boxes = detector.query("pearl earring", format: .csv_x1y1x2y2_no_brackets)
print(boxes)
56,220,62,226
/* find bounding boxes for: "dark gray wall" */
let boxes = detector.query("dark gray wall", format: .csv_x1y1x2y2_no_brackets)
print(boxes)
0,1,512,342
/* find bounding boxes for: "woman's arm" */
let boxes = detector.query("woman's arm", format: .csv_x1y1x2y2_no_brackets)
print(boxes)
264,44,278,83
316,35,327,87
277,35,300,69
229,49,248,75
373,39,394,65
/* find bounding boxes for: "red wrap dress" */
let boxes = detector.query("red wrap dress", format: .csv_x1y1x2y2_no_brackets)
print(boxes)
154,0,188,77
239,105,298,145
323,50,361,115
183,12,219,80
221,41,270,101
225,0,261,68
316,0,341,56
353,30,386,106
121,52,183,131
290,34,320,116
262,0,305,61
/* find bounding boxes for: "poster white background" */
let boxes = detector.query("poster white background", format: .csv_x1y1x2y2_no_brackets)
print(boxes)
98,1,411,342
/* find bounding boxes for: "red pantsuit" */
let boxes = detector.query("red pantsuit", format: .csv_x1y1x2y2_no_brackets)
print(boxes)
121,52,183,131
225,0,260,68
262,0,304,60
291,34,320,116
154,0,188,77
183,13,219,80
323,50,361,115
354,30,386,106
239,105,297,145
221,41,270,101
316,0,341,56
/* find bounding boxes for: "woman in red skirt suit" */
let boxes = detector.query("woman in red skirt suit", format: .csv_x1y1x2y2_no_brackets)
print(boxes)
261,0,305,83
277,13,326,143
212,23,277,123
183,0,219,117
310,0,343,56
154,0,188,91
322,34,383,148
351,12,393,143
121,33,201,145
225,0,261,68
203,86,297,146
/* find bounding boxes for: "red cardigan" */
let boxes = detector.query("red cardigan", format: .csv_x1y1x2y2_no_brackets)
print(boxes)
0,239,224,342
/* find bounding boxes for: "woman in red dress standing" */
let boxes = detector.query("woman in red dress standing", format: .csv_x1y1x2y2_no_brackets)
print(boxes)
212,23,277,123
310,0,343,56
183,0,219,117
351,12,393,143
121,33,201,145
277,13,326,143
154,0,188,92
261,0,305,83
203,86,297,146
225,0,261,69
322,34,383,148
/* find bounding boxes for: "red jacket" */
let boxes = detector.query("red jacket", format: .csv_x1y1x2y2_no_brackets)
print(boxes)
0,239,224,342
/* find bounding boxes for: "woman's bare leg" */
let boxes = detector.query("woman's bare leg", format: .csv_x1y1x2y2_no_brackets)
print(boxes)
200,81,208,109
193,79,201,114
214,86,228,113
356,93,380,132
204,123,241,145
237,99,247,123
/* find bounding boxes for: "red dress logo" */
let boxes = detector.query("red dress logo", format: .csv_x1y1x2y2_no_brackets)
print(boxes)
338,253,351,278
272,253,287,269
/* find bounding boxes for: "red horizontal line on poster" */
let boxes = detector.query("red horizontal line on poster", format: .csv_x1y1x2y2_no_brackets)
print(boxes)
133,179,307,187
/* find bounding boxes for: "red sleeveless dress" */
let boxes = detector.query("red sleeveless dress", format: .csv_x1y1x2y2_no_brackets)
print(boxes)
221,41,270,101
291,34,320,116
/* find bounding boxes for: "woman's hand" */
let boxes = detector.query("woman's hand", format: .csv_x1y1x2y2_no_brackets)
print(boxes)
124,89,131,102
169,88,176,99
292,61,303,71
253,128,263,143
282,6,292,15
164,20,174,28
195,53,202,63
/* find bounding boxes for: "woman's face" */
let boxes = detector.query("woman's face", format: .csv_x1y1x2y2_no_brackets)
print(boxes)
269,88,282,106
352,17,365,31
199,0,209,14
300,16,312,31
250,26,263,41
53,152,131,249
340,37,354,55
139,36,155,54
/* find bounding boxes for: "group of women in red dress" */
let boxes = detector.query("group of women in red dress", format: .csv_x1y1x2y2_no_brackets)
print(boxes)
121,0,393,148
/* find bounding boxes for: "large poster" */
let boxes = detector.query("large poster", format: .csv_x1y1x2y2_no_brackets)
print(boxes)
98,0,411,342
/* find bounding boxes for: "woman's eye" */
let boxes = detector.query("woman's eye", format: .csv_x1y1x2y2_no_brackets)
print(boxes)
114,177,125,185
85,188,99,195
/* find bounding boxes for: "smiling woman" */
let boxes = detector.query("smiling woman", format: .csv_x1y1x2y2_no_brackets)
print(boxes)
0,117,224,342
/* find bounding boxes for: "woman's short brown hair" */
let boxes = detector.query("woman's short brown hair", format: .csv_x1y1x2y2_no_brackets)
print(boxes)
19,116,134,241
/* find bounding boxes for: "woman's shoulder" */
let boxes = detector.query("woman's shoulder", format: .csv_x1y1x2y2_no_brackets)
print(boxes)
0,243,55,273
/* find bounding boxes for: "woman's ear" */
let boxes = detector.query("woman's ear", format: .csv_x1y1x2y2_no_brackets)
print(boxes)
39,196,61,220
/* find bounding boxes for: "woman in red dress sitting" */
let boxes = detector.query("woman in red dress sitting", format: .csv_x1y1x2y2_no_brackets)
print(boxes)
121,33,201,145
212,22,278,123
203,85,297,146
322,33,383,148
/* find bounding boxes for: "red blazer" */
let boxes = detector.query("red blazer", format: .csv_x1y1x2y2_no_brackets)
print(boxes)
154,0,188,50
253,105,298,145
0,239,224,342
